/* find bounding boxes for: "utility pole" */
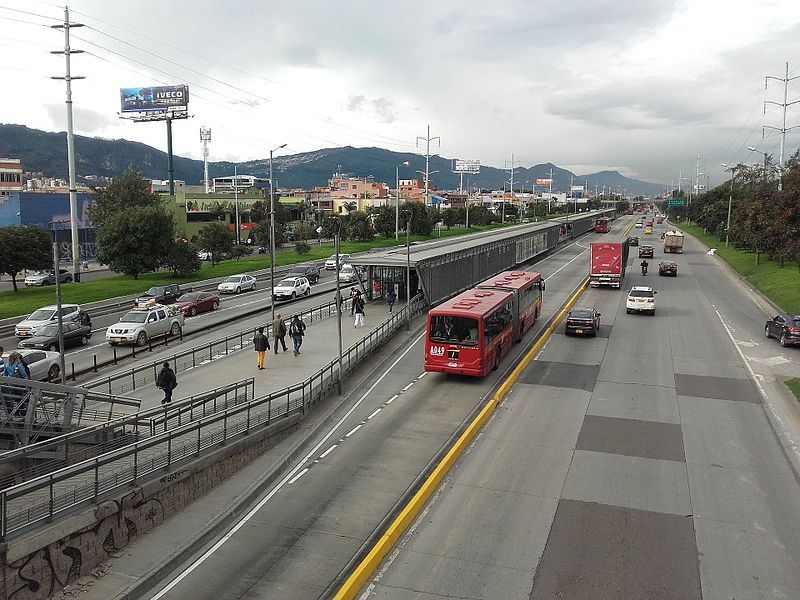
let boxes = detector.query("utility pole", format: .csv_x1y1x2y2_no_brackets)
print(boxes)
505,154,521,222
51,6,84,283
200,127,211,193
764,61,800,192
548,167,554,213
416,124,440,206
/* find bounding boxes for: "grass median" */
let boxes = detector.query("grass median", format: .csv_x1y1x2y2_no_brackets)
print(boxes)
0,221,526,320
677,222,800,314
786,378,800,404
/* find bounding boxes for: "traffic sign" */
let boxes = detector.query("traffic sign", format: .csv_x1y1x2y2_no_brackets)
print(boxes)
667,199,686,207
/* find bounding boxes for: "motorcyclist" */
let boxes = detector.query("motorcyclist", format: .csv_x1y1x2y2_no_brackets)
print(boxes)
640,260,649,275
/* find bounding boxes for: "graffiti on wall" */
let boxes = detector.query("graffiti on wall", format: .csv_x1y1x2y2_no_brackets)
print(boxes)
8,488,164,599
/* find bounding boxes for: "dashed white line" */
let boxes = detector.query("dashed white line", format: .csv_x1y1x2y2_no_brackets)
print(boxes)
287,468,309,484
319,445,337,459
417,372,428,379
386,394,399,404
402,382,414,391
345,424,362,437
367,408,382,419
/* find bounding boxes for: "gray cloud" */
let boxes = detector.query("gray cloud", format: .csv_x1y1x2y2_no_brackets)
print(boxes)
45,103,114,133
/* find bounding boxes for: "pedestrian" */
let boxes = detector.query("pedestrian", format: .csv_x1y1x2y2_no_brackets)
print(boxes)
353,294,365,328
289,314,306,356
156,361,177,404
350,288,359,316
3,352,29,417
273,313,288,353
386,289,397,313
333,290,343,313
253,326,270,370
0,345,5,372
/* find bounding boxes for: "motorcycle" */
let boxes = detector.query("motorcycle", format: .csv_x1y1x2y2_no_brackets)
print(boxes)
641,261,648,276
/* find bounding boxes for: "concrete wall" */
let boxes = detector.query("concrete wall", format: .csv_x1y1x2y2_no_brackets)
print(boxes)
0,415,301,600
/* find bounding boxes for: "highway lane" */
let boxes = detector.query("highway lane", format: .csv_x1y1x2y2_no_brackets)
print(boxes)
142,218,633,600
359,218,800,600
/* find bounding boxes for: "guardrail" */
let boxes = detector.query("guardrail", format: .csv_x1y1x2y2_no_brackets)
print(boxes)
0,296,425,540
85,296,354,396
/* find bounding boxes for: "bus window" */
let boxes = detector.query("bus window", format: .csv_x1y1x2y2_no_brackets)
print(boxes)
483,301,513,346
429,315,479,346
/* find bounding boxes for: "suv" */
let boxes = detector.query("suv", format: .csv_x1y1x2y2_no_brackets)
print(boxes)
15,304,88,339
626,286,657,315
764,314,800,347
288,264,320,284
106,303,184,346
272,277,311,300
135,284,185,306
24,269,73,286
325,254,351,270
638,245,654,258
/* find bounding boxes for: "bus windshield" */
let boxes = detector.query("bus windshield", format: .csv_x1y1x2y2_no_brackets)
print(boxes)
429,315,479,346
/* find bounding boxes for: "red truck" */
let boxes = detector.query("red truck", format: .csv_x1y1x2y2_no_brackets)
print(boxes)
590,241,629,288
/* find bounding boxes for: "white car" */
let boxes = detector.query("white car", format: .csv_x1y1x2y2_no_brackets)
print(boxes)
626,286,657,315
15,304,85,339
197,250,212,261
272,276,311,301
17,349,62,381
337,264,361,283
325,254,351,270
635,222,643,228
217,274,256,294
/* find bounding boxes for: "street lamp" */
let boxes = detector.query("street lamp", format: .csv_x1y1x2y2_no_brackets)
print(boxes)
233,164,240,244
396,161,410,241
721,163,740,247
333,217,344,394
401,209,412,331
747,146,770,180
269,143,287,321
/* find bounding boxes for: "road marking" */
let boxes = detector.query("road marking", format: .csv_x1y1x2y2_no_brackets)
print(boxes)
149,330,427,600
544,247,588,279
345,424,362,437
319,445,337,459
288,468,309,484
386,394,399,404
367,408,382,420
401,382,414,391
417,372,427,379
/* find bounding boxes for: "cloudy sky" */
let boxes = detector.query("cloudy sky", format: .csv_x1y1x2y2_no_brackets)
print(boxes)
2,0,799,187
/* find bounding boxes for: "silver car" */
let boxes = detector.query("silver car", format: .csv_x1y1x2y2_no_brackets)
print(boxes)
15,304,85,339
16,349,62,381
217,274,256,294
24,269,73,286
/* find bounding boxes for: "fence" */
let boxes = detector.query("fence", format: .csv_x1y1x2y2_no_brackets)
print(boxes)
0,296,425,540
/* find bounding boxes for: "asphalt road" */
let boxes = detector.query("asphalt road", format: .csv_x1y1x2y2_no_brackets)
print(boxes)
359,220,800,599
142,218,633,600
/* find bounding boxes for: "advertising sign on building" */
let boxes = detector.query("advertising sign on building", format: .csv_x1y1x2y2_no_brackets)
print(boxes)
453,159,481,174
120,85,190,113
536,178,553,185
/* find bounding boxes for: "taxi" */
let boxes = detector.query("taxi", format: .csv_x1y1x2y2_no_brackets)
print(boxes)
644,227,653,234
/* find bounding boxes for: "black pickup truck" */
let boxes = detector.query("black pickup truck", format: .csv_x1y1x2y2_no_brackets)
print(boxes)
134,284,187,306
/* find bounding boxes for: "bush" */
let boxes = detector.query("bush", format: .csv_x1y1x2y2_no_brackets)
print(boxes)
164,241,201,277
230,245,251,261
295,240,311,254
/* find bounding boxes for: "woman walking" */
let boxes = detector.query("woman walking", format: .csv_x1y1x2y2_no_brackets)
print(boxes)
253,326,270,370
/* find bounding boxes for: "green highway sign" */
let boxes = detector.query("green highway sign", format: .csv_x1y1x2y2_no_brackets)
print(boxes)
667,199,686,206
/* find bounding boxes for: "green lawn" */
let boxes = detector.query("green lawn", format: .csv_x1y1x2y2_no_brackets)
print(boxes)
678,223,800,314
786,378,800,404
0,221,528,319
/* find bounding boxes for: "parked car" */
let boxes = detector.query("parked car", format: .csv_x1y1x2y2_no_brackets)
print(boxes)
15,304,89,339
18,322,92,351
288,264,321,284
176,291,220,316
764,314,800,347
638,245,654,258
626,286,657,315
272,277,311,300
135,284,185,306
197,250,212,261
24,269,73,286
325,254,351,270
658,260,678,276
337,264,362,283
106,304,184,346
627,236,639,246
217,274,256,294
18,349,62,381
564,307,601,336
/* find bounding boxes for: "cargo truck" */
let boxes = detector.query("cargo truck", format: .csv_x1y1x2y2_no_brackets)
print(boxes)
663,231,684,253
590,241,629,288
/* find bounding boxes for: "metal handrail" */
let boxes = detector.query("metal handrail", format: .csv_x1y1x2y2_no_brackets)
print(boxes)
0,296,425,540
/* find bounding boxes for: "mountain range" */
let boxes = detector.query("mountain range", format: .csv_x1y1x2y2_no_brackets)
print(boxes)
0,123,663,196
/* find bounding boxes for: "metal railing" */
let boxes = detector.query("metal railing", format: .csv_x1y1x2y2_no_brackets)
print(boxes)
0,296,425,540
85,296,353,396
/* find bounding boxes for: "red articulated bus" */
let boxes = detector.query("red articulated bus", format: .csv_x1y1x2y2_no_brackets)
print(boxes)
594,216,610,233
425,271,544,376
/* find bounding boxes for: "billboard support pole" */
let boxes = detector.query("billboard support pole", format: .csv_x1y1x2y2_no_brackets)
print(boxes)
51,7,85,283
166,116,175,196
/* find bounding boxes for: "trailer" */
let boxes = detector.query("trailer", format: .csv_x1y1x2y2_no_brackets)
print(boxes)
590,241,629,288
663,231,684,253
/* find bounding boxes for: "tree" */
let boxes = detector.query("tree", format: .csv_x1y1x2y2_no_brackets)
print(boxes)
90,166,159,224
442,207,462,229
249,200,267,224
321,216,347,241
164,241,201,277
347,211,376,242
197,222,234,266
342,201,358,215
294,221,316,241
400,201,433,235
0,225,52,291
372,206,396,238
230,245,251,261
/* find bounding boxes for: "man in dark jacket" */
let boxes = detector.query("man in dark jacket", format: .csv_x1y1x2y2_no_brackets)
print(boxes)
289,315,306,356
253,326,270,369
156,362,177,404
273,314,287,353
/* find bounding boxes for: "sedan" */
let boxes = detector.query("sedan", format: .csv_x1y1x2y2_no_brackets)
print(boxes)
337,264,361,283
288,264,321,283
272,277,311,300
764,314,800,347
627,236,639,247
644,227,653,235
325,254,351,270
18,349,62,381
658,261,678,276
635,222,643,228
565,307,601,336
638,245,654,258
18,322,92,351
217,274,256,294
177,291,220,316
24,269,73,286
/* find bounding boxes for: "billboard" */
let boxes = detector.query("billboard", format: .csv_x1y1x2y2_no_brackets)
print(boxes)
453,159,481,174
120,85,189,113
536,178,553,185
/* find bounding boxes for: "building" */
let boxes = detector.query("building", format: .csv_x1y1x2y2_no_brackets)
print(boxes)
0,158,24,200
212,175,271,194
398,178,427,203
328,174,389,213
